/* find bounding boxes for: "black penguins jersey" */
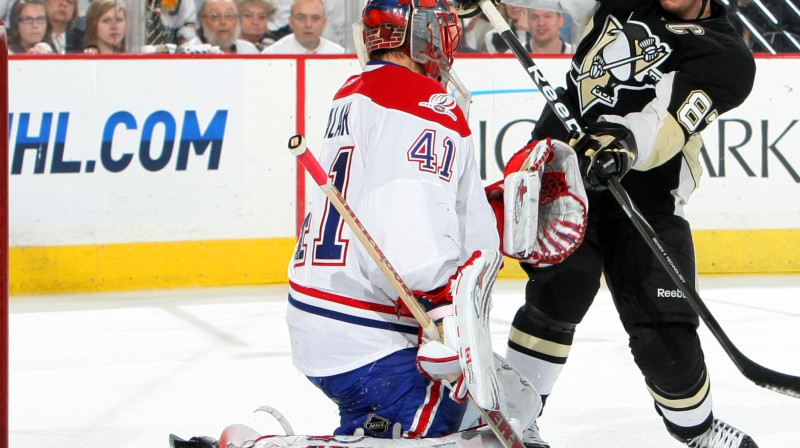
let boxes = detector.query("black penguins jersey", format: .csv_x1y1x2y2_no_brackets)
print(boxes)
533,0,756,216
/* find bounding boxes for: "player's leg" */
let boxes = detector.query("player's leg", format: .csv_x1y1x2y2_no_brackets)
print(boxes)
506,212,602,402
308,348,468,439
604,214,757,448
504,212,603,447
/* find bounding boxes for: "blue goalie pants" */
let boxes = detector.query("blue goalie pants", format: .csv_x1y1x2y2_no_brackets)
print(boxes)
308,348,468,438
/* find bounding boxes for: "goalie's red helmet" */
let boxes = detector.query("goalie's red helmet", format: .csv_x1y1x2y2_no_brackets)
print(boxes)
361,0,461,83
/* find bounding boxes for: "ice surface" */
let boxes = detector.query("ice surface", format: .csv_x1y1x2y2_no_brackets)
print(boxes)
9,276,800,447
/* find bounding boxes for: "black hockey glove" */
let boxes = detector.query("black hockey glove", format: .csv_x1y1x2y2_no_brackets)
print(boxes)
452,0,499,18
570,121,637,190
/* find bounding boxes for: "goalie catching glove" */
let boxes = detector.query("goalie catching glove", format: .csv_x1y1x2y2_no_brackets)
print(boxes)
570,121,638,190
487,138,588,267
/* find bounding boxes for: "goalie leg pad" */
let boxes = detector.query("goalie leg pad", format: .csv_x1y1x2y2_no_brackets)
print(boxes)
494,354,542,432
452,249,504,410
458,354,543,432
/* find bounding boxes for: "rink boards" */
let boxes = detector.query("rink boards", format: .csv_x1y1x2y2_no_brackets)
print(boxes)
7,54,800,293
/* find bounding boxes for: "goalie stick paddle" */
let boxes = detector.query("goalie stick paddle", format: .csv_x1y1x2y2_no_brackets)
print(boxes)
476,0,800,398
287,135,525,448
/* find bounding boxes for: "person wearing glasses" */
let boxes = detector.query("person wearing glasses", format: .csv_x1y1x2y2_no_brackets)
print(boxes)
8,0,55,54
181,0,258,53
44,0,83,53
261,0,343,54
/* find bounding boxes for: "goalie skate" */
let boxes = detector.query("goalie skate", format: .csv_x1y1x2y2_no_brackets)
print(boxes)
174,424,519,448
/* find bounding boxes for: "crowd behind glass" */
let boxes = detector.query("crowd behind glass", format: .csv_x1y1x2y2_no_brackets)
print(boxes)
3,0,799,55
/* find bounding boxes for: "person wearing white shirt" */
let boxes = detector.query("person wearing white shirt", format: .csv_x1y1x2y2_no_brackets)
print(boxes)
181,0,258,53
261,0,343,54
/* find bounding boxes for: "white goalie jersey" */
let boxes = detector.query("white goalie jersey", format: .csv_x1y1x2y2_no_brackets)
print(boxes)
287,62,499,378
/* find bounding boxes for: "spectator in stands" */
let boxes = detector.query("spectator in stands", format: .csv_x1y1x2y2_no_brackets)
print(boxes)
266,0,352,50
237,0,279,50
1,0,12,25
182,0,259,53
525,8,573,53
459,13,493,53
147,0,199,46
266,0,291,37
45,0,83,53
319,0,346,49
484,4,527,53
261,0,344,54
8,0,55,54
83,0,126,53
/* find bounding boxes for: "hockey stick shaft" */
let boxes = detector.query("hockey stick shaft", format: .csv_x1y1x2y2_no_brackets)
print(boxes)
288,135,525,448
606,177,800,398
287,135,440,343
477,0,800,398
479,0,581,135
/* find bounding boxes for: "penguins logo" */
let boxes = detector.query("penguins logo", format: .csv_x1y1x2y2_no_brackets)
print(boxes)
571,15,672,113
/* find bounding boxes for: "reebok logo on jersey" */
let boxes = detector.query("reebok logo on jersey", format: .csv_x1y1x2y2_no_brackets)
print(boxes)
657,288,686,299
419,93,458,121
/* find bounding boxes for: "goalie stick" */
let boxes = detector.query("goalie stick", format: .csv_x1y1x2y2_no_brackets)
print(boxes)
476,0,800,398
287,135,525,448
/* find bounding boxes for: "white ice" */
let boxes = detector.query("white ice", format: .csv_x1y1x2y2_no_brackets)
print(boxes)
10,276,800,447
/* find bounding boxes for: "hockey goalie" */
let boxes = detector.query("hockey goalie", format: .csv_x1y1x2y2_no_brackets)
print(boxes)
169,0,587,447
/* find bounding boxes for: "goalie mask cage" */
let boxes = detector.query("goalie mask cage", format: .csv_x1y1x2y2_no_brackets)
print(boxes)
1,19,8,448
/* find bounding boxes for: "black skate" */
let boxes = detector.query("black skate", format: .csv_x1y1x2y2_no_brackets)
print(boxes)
169,433,219,448
684,419,758,448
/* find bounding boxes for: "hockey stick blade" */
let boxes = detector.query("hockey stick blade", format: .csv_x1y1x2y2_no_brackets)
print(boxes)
288,135,525,448
477,0,800,399
473,406,525,448
607,177,800,398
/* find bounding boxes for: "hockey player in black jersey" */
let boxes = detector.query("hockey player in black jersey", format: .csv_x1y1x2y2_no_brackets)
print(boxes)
455,0,757,447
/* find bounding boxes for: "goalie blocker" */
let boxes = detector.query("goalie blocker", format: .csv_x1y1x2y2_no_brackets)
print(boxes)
486,138,588,267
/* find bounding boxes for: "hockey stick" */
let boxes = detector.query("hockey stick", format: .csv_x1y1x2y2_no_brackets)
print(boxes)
287,135,525,448
477,0,800,398
606,177,800,398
